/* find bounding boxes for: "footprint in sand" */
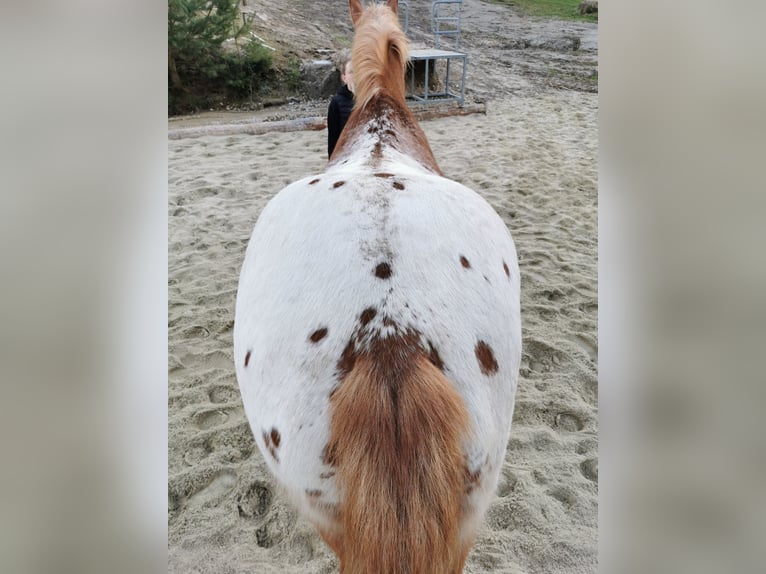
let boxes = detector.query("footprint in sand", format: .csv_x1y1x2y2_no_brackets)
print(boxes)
184,349,232,371
555,412,585,432
208,385,239,404
237,481,273,519
579,301,597,314
580,458,598,482
183,443,210,466
497,471,518,497
180,325,210,339
287,533,315,563
532,429,556,451
255,511,289,548
542,288,566,302
548,485,578,507
566,334,597,362
522,338,565,374
533,469,550,485
576,438,597,455
185,470,238,510
168,354,185,372
256,524,274,548
194,408,237,430
168,491,181,512
207,423,254,462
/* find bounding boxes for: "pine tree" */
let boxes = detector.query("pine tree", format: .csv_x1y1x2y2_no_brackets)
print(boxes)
168,0,241,91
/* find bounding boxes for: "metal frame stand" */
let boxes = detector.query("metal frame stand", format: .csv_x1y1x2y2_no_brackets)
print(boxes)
407,49,467,105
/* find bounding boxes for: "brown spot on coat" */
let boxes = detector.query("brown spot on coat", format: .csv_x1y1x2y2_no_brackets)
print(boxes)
374,172,394,178
392,181,405,190
309,178,320,185
503,260,510,278
374,262,392,279
465,465,482,494
360,307,377,326
263,430,280,462
475,340,499,375
309,327,328,343
333,181,346,188
460,256,471,268
270,428,281,448
305,489,323,498
321,443,338,467
244,350,251,367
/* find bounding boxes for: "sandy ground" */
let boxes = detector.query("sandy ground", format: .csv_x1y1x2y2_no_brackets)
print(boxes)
169,2,597,573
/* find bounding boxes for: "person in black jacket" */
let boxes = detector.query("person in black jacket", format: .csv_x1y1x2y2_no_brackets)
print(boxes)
327,52,355,159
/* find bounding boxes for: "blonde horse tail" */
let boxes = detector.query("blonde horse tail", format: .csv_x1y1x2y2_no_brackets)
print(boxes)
328,353,469,574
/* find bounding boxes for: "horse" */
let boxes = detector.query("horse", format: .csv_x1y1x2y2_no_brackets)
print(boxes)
233,1,521,572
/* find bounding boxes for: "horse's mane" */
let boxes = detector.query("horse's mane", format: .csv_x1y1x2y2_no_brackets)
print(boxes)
352,4,409,108
331,1,441,173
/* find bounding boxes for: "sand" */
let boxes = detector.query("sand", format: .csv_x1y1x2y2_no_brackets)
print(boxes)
169,2,597,571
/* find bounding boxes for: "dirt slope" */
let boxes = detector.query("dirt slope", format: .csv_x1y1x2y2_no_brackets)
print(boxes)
171,0,597,125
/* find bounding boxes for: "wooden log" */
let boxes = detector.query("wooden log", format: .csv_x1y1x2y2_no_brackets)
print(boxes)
167,103,486,140
168,116,327,140
412,103,486,121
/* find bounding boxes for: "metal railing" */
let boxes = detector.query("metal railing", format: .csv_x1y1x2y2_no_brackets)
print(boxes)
431,0,462,49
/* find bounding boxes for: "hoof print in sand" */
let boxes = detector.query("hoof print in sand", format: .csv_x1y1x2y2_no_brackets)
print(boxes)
580,458,598,482
237,481,274,519
208,385,239,404
185,470,238,510
554,412,584,432
548,486,578,508
194,408,232,430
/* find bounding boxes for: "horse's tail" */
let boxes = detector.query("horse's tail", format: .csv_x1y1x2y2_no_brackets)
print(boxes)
328,353,470,574
351,2,409,107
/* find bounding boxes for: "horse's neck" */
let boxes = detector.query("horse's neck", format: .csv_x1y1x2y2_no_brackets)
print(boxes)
328,92,442,176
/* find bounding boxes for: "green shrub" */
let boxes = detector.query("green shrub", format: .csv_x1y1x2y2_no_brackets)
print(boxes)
284,57,302,92
222,41,274,98
168,0,273,114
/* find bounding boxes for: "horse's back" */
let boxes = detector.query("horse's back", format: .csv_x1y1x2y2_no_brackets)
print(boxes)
234,168,521,529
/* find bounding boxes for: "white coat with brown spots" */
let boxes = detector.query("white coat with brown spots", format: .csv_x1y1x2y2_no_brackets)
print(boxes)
234,159,521,532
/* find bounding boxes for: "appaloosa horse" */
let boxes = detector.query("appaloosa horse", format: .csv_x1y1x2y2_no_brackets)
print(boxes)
234,1,521,572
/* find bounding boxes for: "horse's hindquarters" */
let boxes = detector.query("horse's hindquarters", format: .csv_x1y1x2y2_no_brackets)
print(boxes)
234,171,521,533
